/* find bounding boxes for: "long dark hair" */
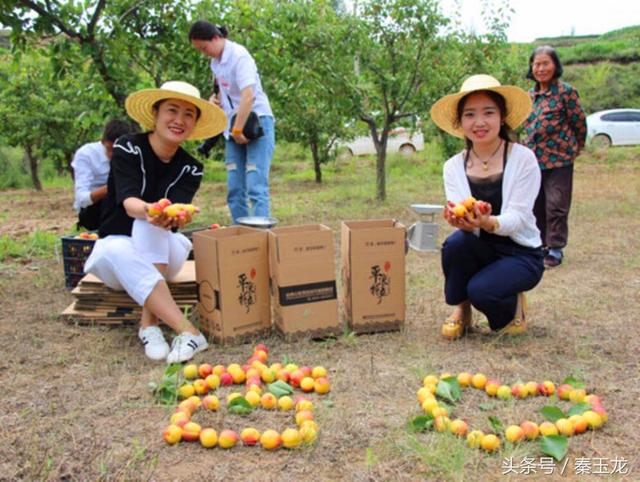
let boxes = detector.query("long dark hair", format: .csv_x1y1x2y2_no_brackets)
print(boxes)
188,20,228,41
455,90,513,159
526,45,563,81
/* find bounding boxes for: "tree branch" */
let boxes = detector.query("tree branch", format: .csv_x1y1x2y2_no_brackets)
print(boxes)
398,37,425,113
18,0,82,40
87,0,107,41
118,0,149,23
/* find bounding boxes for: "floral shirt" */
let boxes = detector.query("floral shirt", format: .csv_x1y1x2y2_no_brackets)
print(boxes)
524,80,587,170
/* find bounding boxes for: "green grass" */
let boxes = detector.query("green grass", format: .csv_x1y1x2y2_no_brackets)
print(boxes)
42,175,73,190
399,429,473,481
559,38,640,64
0,230,60,261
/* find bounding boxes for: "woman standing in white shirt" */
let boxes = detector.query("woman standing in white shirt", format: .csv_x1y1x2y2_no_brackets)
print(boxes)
430,75,544,339
189,20,275,224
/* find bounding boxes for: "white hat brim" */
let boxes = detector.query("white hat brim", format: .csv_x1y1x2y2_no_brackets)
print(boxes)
125,88,227,141
430,85,532,139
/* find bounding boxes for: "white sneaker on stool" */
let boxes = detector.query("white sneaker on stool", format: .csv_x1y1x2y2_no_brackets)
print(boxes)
138,326,170,361
166,332,208,364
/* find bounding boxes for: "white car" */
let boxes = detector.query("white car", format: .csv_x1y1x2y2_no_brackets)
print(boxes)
586,109,640,147
338,127,425,158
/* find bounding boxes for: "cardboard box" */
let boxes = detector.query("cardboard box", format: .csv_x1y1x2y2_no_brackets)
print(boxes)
268,224,340,339
340,219,406,334
193,227,271,343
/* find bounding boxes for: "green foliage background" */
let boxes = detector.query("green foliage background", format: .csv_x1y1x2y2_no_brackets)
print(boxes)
0,2,638,191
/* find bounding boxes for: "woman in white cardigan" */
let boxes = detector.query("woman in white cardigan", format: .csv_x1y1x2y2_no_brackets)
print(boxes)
430,75,544,339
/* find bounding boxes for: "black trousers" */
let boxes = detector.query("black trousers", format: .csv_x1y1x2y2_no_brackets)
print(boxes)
442,230,544,331
77,200,103,231
534,164,573,250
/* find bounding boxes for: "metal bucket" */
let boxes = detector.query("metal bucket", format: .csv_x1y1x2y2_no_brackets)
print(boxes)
407,220,439,252
236,216,279,229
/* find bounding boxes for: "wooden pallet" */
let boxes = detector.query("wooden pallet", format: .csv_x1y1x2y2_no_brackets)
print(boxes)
59,261,198,325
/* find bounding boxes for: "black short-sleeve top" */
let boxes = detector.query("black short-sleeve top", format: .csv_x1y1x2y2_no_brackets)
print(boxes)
98,133,204,237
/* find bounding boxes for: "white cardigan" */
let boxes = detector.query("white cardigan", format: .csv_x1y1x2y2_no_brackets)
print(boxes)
443,143,542,248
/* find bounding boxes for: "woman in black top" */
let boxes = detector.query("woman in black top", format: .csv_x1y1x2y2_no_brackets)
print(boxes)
84,81,226,363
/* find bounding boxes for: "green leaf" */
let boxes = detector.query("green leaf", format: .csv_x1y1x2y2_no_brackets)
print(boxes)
150,364,182,406
478,402,495,411
268,380,294,397
410,414,434,432
227,397,253,414
562,376,585,389
567,403,591,417
541,405,565,422
488,415,503,433
540,435,568,461
436,377,461,403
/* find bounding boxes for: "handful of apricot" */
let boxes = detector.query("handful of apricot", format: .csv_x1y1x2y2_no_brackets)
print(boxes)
449,196,490,219
148,198,199,221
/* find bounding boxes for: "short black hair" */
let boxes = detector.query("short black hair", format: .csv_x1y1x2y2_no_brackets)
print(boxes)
188,20,228,41
102,119,136,143
526,45,564,81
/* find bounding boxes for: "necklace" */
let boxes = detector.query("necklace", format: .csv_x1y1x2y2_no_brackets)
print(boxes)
471,140,503,171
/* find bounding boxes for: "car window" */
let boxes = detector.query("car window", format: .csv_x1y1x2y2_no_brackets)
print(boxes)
601,112,640,122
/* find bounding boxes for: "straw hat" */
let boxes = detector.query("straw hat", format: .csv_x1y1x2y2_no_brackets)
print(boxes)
125,81,227,141
430,75,532,138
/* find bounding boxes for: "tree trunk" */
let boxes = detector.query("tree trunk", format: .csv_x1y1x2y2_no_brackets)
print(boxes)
375,129,389,201
376,148,386,201
310,140,322,183
25,145,42,191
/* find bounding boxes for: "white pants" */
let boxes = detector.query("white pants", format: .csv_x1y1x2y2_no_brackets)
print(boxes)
84,220,191,306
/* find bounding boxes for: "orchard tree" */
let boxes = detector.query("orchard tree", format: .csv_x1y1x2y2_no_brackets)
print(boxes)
0,49,104,189
0,0,204,109
353,0,455,201
259,1,359,182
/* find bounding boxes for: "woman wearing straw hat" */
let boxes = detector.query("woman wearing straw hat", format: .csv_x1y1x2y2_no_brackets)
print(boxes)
84,81,227,363
430,74,544,339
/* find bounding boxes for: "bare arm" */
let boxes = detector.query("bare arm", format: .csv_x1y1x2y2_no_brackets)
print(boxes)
231,86,254,145
90,185,108,203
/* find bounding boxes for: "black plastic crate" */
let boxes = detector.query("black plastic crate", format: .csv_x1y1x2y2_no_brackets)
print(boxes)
61,235,96,258
61,235,96,289
64,272,86,289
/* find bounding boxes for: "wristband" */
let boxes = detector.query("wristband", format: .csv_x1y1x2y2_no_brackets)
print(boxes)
232,127,243,136
488,217,500,233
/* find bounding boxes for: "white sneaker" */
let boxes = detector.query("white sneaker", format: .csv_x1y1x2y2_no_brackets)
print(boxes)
138,326,170,361
166,332,209,364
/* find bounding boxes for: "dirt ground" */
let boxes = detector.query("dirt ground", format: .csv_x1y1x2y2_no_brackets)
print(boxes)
0,155,638,481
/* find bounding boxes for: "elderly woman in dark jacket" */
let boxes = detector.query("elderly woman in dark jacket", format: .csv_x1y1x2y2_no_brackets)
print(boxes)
523,45,587,269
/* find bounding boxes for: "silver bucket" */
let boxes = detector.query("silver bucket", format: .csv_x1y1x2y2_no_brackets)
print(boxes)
407,220,439,252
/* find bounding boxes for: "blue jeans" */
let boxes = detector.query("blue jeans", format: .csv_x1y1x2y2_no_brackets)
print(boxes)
224,116,275,222
441,230,544,330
